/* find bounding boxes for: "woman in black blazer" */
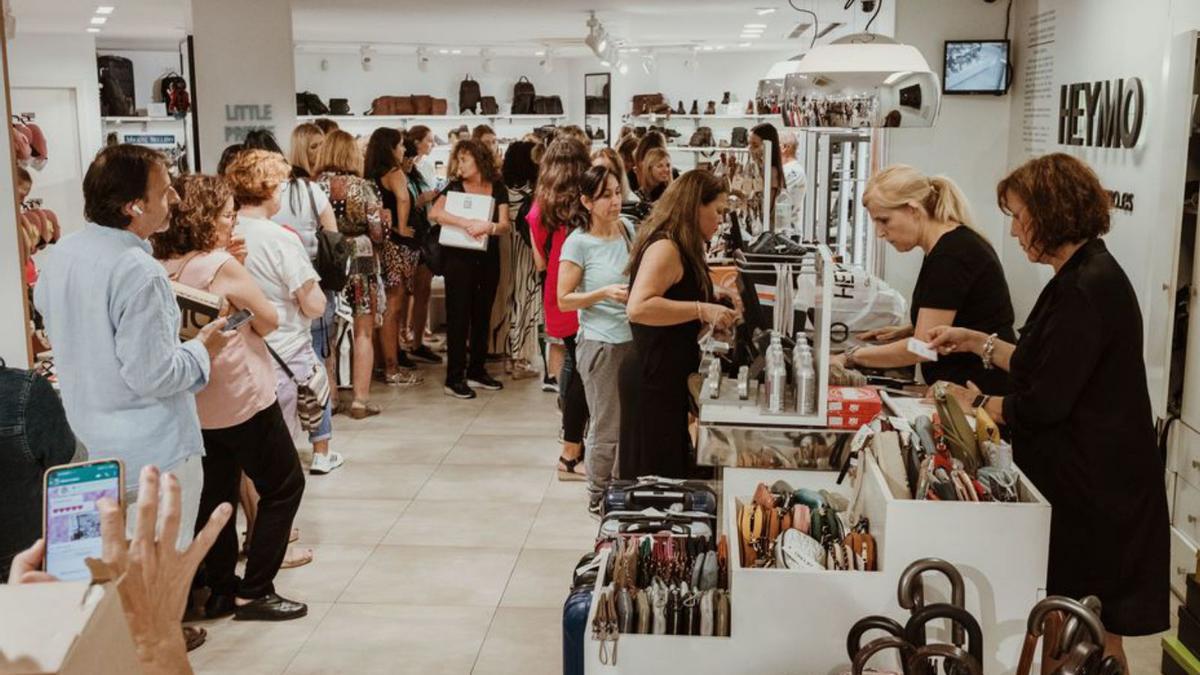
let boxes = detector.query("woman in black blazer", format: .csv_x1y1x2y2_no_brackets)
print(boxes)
929,153,1169,669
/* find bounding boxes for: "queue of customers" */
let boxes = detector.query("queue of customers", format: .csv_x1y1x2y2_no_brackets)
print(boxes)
0,109,1170,671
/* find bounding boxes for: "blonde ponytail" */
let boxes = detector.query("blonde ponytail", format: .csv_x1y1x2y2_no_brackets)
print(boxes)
864,164,976,231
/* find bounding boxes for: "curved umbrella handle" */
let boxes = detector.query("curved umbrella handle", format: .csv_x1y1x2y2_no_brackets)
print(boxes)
897,559,966,644
847,615,906,661
851,636,915,675
905,643,982,675
904,603,983,668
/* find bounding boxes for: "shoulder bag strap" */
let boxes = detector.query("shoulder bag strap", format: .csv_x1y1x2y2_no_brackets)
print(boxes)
263,341,296,379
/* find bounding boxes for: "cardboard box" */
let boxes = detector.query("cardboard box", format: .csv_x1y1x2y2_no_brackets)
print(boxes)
826,386,883,430
0,581,140,674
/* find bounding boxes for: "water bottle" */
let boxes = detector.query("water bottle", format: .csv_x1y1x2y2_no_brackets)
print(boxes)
774,189,793,231
797,349,816,415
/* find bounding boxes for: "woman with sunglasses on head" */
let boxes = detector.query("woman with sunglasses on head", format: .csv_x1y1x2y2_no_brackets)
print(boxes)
152,173,308,622
620,170,741,480
928,153,1169,670
558,166,636,511
429,139,510,399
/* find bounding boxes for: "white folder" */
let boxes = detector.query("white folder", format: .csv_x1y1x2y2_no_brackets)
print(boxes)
438,191,493,251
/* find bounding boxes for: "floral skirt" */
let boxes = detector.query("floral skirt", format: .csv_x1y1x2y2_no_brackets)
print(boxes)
344,256,382,317
381,238,421,293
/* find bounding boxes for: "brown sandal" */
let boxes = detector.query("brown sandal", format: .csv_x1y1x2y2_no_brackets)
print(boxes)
557,455,587,482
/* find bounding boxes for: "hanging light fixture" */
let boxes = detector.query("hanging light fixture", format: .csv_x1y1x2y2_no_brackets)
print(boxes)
481,48,495,74
416,46,429,73
585,11,609,59
641,49,657,75
540,48,554,74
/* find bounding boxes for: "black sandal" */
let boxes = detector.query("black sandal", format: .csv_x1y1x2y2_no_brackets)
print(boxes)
557,455,587,482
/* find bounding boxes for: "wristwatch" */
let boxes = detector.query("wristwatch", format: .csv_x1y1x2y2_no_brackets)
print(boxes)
971,394,990,410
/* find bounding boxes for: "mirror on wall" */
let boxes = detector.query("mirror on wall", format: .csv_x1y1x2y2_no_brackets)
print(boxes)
584,72,611,148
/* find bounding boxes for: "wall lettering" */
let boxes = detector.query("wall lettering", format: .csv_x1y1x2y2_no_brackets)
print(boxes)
1107,189,1135,213
1057,77,1144,149
224,104,275,142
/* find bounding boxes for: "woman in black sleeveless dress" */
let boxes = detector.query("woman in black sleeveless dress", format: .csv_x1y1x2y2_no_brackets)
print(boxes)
619,171,740,479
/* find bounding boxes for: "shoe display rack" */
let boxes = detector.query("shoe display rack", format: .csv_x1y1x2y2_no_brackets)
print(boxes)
580,461,1051,674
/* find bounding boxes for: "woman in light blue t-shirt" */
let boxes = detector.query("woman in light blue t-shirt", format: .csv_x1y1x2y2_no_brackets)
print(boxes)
558,166,637,505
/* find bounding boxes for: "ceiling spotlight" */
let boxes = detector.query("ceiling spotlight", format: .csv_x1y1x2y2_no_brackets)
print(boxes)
481,48,494,74
320,58,330,71
540,48,554,73
90,16,107,24
360,44,375,71
96,6,115,14
535,50,546,56
684,47,701,73
438,48,449,55
416,46,429,72
744,23,768,28
87,27,101,32
617,60,629,75
585,11,609,58
451,49,462,54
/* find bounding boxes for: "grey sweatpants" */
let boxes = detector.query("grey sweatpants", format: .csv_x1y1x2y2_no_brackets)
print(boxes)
577,339,635,500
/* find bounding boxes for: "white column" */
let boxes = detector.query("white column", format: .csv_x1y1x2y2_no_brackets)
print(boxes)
0,24,29,366
191,0,296,173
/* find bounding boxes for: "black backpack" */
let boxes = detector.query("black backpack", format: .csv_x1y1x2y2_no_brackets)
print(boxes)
459,75,481,114
314,229,351,293
512,76,536,114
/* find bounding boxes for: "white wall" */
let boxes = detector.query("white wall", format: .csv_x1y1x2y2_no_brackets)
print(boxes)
5,33,103,177
607,50,796,119
95,48,182,112
886,0,1014,301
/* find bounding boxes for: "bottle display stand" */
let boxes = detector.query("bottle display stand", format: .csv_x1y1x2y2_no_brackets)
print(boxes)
583,461,1050,674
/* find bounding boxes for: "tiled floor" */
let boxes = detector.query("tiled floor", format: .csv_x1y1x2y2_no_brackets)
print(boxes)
188,366,583,675
185,361,1173,674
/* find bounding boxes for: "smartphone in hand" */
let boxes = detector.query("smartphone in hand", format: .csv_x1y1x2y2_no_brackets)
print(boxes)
43,459,124,581
224,308,254,331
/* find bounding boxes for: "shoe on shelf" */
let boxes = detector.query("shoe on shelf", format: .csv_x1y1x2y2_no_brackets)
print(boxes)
409,344,443,364
467,372,504,391
310,451,345,475
444,380,477,399
233,593,308,622
722,91,731,105
348,401,381,419
541,376,559,393
705,101,716,115
689,100,699,115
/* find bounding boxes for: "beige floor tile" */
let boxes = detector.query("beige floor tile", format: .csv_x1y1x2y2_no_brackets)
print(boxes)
283,604,493,675
292,498,410,545
273,544,376,603
526,499,599,551
339,545,519,606
189,602,332,674
442,434,560,468
416,464,552,503
472,607,562,675
542,470,591,502
500,548,585,608
466,414,561,437
382,499,537,548
338,429,458,465
302,462,437,500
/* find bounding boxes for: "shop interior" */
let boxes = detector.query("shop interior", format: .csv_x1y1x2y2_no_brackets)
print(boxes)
2,0,1200,673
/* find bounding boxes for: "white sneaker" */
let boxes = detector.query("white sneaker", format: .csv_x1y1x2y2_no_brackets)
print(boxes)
310,451,345,475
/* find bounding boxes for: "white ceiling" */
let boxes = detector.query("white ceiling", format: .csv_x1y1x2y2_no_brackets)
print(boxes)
11,0,892,54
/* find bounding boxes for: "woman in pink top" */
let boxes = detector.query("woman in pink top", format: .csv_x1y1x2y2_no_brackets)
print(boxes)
152,175,308,622
530,137,590,482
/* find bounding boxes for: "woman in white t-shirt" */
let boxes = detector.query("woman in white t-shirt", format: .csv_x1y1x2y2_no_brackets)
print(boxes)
556,166,636,508
225,149,344,475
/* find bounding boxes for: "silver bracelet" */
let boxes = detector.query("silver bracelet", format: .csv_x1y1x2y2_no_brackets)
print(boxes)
981,333,998,370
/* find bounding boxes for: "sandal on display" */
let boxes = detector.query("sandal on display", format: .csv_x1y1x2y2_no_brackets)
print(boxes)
558,455,587,481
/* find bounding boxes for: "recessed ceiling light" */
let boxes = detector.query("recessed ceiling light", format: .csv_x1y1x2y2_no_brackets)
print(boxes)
716,45,726,50
87,27,101,32
450,49,462,54
90,16,107,24
744,23,768,28
438,48,449,54
96,6,115,14
756,7,777,15
738,42,752,47
701,46,714,51
741,29,764,35
535,50,545,56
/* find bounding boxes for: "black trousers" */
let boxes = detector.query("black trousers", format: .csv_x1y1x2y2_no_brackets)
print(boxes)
443,243,500,384
197,401,305,600
560,334,589,444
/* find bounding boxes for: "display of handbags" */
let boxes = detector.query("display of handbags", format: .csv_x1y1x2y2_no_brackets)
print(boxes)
736,480,876,571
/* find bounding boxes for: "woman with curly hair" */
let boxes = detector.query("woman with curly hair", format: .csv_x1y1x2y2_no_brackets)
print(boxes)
429,139,511,399
151,174,308,622
313,130,386,418
929,153,1169,667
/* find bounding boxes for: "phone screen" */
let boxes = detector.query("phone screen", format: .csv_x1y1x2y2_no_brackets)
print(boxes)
225,308,253,331
44,460,122,581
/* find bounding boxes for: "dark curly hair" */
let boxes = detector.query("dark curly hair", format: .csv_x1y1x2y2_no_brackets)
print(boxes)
451,139,501,184
151,175,234,259
997,153,1111,258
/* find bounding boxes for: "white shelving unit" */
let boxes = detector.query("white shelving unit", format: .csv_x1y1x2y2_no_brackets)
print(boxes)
296,114,565,124
624,113,778,124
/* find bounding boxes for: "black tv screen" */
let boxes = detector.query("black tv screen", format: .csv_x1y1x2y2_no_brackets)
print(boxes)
943,40,1010,95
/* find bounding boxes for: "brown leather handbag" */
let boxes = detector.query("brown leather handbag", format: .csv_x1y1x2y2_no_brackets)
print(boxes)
632,93,670,115
412,95,433,115
369,95,414,115
430,98,448,115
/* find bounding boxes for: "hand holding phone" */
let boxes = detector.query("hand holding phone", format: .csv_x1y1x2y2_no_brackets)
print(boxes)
224,308,254,331
43,459,124,581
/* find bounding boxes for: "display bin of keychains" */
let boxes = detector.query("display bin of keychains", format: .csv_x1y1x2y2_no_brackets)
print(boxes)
585,461,1050,674
696,426,854,469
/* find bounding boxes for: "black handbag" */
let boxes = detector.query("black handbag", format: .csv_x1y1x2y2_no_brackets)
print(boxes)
533,95,564,115
512,76,536,114
459,75,481,113
420,225,445,276
296,91,329,116
329,98,351,116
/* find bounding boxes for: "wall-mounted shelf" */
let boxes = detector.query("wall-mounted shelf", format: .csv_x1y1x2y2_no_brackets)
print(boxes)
624,113,778,123
102,116,187,124
667,146,751,153
296,114,565,123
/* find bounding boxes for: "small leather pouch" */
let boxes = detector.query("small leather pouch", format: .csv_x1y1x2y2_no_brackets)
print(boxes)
715,590,730,637
635,590,651,634
700,589,715,636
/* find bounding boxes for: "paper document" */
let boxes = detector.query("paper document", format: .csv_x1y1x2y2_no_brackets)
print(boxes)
438,191,492,251
906,338,939,362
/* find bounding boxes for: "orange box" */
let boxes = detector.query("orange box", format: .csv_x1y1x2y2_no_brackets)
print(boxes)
826,386,883,430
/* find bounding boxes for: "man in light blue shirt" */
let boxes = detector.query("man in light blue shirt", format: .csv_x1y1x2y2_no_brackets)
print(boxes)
34,145,230,550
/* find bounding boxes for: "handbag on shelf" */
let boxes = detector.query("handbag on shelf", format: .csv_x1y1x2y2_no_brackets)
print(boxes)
512,76,536,114
458,75,481,113
329,98,351,116
479,96,500,115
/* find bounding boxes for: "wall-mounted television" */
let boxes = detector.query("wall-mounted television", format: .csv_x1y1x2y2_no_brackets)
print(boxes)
943,40,1011,95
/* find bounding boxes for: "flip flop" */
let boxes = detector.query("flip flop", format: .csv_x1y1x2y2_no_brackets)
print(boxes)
557,455,587,482
280,545,314,569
